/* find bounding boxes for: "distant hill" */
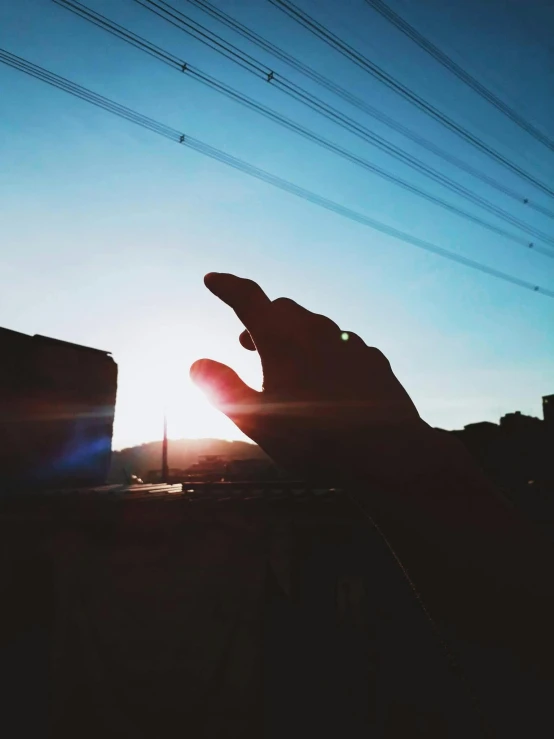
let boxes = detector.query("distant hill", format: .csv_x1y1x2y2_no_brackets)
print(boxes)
108,438,268,483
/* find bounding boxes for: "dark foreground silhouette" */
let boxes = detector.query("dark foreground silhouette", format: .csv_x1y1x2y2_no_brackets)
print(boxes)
191,273,554,737
2,273,553,738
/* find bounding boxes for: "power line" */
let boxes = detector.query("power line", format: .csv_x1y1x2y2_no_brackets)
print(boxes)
54,0,554,257
363,0,554,153
268,0,554,199
180,0,551,217
133,0,554,221
1,48,552,298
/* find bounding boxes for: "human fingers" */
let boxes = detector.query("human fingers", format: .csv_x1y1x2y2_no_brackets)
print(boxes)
239,308,365,353
190,359,260,427
336,330,367,349
239,330,256,351
204,273,272,345
269,297,344,347
237,298,342,351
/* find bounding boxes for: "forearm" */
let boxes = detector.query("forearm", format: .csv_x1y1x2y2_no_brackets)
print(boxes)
349,430,554,733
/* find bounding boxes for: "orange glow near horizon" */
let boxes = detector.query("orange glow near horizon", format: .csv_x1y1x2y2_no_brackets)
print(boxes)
112,380,249,450
110,324,261,450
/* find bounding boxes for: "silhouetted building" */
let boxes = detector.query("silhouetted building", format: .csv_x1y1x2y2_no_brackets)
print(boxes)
452,395,553,490
543,394,554,430
185,454,227,481
463,421,497,432
499,410,542,431
225,457,277,480
145,467,188,483
0,327,117,489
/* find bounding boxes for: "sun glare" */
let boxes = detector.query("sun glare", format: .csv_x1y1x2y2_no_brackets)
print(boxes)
112,356,252,450
113,380,246,450
110,310,263,451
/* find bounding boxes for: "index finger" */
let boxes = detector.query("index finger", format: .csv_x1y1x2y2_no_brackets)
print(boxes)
204,273,272,342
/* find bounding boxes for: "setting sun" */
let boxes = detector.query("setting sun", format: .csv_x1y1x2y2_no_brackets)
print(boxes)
110,322,262,450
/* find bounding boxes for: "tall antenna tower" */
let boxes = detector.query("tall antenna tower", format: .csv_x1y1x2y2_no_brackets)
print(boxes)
162,412,169,483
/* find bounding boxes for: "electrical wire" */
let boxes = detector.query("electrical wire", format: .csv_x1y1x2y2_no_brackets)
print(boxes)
1,48,552,299
132,0,554,221
53,0,554,257
363,0,554,153
268,0,554,199
180,0,551,218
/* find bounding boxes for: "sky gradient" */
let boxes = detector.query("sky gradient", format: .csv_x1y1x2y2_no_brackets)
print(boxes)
1,0,553,449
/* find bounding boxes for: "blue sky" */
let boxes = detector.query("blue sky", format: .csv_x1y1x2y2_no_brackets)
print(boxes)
1,0,553,448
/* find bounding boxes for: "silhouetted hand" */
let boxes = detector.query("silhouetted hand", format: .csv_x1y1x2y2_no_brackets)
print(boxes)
191,273,440,485
190,273,554,737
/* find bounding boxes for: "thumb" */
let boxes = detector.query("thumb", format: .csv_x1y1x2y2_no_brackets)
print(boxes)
190,359,260,420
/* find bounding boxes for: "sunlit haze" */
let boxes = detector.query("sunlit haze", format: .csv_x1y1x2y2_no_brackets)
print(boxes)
1,0,553,450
